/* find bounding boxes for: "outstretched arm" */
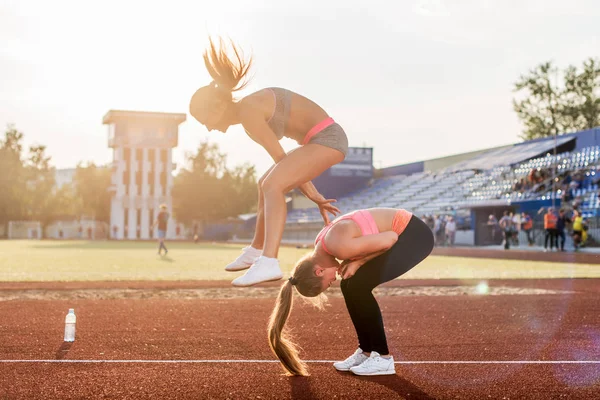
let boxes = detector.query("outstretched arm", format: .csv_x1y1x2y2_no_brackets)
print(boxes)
297,181,341,225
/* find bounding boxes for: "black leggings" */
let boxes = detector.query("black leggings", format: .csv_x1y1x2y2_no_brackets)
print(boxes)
340,215,434,355
545,229,558,249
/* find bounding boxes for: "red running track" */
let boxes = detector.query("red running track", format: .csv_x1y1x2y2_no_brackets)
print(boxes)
1,279,600,399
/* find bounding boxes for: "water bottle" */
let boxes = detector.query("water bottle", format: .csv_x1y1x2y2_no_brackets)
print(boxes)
64,309,76,342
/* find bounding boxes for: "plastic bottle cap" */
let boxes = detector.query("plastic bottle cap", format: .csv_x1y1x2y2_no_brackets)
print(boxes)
69,308,75,313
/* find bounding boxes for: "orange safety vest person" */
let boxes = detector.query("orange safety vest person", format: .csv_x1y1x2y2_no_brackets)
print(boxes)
544,212,557,229
522,215,533,230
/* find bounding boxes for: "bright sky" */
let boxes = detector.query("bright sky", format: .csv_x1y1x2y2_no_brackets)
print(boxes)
1,0,598,176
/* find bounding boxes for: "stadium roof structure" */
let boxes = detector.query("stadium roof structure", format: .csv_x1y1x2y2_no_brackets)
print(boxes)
448,136,575,172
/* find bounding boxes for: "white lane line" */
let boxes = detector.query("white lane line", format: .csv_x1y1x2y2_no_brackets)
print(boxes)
1,360,599,364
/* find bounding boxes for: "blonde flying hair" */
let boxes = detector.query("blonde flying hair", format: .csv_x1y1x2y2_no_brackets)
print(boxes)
267,254,328,376
204,37,253,98
189,37,254,122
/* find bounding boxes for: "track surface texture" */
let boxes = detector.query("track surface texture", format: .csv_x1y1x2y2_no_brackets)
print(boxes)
2,246,600,399
1,277,600,399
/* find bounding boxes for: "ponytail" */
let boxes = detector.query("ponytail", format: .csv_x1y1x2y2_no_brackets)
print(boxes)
267,280,309,376
203,37,253,98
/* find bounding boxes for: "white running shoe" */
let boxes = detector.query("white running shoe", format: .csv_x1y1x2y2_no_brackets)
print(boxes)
225,246,262,272
231,256,283,287
333,348,368,371
350,351,396,376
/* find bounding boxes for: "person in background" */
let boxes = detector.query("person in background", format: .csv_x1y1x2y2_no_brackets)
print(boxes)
510,212,521,246
556,209,572,252
487,214,499,243
572,210,586,251
499,211,513,250
152,204,170,256
193,223,199,244
521,212,534,246
543,208,558,252
431,215,440,246
445,216,457,247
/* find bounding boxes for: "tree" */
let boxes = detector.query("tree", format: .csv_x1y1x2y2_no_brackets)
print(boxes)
0,125,27,229
513,62,566,140
22,144,57,235
564,58,600,131
172,140,257,226
226,163,258,215
73,163,112,222
513,58,600,140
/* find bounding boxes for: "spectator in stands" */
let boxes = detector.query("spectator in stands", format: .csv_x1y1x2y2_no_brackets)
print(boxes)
562,173,572,189
519,178,530,193
593,169,600,186
499,211,513,250
572,195,583,212
556,209,571,252
572,171,585,189
521,212,534,246
513,179,523,193
528,169,537,186
445,217,456,247
543,208,558,252
561,185,574,206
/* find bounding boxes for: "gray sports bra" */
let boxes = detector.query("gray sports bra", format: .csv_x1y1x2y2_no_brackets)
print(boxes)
267,87,291,140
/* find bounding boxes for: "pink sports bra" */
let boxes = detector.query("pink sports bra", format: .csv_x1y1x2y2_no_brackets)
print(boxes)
315,210,380,256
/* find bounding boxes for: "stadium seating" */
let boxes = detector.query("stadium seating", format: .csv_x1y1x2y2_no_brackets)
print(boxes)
286,145,600,224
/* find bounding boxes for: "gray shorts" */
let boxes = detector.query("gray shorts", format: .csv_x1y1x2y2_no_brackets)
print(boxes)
307,122,348,158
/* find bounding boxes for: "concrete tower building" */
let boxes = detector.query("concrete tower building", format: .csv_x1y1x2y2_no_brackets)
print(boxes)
103,110,186,240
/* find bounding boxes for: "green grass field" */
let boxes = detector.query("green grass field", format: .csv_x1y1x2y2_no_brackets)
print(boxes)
1,240,599,282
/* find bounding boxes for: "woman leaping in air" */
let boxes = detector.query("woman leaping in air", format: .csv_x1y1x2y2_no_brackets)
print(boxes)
189,37,347,287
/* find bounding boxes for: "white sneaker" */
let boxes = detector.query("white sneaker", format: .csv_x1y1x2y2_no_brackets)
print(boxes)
350,352,395,376
231,256,283,287
225,246,262,272
333,348,368,371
